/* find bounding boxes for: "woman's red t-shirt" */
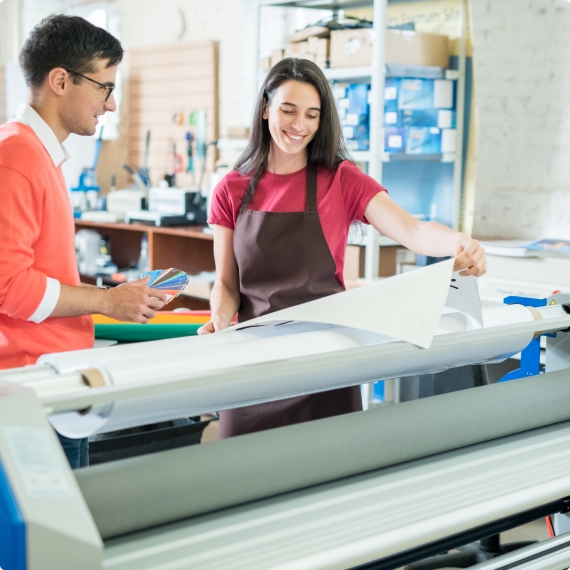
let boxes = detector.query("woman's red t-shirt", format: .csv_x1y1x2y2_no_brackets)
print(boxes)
208,160,387,287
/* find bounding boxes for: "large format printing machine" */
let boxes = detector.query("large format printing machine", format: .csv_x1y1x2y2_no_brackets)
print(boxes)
5,262,570,569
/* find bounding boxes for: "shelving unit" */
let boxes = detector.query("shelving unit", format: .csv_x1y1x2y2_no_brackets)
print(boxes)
75,220,214,310
256,0,469,279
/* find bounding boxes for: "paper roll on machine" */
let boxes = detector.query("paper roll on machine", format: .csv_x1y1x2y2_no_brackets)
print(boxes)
4,297,570,568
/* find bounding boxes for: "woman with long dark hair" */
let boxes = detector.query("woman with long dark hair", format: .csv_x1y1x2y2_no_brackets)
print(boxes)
201,58,486,439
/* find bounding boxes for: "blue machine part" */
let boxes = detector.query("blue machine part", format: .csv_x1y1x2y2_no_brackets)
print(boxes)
499,296,551,382
0,458,26,570
373,381,385,403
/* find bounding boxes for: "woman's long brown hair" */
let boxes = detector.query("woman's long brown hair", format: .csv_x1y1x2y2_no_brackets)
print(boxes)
235,57,352,178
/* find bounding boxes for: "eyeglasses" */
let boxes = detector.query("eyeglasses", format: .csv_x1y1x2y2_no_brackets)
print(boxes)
65,69,115,101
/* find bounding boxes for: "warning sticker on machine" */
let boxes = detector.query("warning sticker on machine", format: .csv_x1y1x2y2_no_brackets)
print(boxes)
2,426,73,498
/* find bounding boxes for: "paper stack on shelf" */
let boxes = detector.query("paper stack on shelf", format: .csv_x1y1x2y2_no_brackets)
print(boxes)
480,238,570,258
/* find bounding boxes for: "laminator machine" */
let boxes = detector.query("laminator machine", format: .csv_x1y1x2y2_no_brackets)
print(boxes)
4,293,570,568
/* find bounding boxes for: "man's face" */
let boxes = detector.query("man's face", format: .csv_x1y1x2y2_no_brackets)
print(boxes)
60,58,117,137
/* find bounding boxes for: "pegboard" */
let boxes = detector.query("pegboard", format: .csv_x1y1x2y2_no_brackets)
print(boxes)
128,40,219,190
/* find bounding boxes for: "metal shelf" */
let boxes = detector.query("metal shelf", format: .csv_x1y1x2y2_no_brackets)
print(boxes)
260,0,374,8
261,0,429,8
325,64,450,82
255,0,469,279
384,153,444,162
324,66,372,81
351,153,456,163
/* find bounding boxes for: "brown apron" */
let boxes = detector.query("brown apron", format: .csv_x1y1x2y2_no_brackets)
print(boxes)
218,163,362,439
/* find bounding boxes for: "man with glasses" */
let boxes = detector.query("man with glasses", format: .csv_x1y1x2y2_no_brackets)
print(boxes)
0,15,167,468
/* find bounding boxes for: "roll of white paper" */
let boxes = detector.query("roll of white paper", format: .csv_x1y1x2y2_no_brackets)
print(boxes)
48,306,536,438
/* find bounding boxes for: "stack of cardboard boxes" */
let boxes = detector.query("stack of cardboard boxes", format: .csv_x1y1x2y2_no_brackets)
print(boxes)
329,28,449,69
262,27,450,71
263,33,330,71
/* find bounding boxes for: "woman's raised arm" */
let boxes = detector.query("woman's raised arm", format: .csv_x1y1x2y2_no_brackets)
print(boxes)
364,192,487,277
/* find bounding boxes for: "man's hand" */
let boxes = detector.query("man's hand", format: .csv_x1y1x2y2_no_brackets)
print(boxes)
102,276,167,323
454,237,487,277
198,315,231,335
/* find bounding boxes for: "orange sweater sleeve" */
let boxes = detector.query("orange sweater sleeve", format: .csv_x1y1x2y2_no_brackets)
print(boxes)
0,166,49,320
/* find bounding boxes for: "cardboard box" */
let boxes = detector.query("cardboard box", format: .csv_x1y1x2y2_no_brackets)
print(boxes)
397,78,454,110
386,30,449,69
307,37,329,56
271,48,284,68
384,126,406,153
441,128,456,153
330,28,449,69
260,56,271,71
315,55,328,69
384,111,398,125
398,79,433,110
285,41,308,58
227,126,250,139
433,79,454,108
182,277,214,300
330,28,373,68
384,77,399,112
289,25,330,43
344,245,407,281
346,138,369,151
347,83,369,115
405,127,441,154
399,109,456,128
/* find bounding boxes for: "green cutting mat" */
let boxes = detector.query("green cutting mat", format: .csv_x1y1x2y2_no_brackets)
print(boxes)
94,324,202,342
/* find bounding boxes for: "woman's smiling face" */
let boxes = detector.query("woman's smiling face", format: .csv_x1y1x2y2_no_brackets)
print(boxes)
263,80,321,160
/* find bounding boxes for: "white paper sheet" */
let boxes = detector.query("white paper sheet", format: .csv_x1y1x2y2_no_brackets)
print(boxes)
43,260,547,439
445,273,483,327
47,305,539,439
233,258,455,349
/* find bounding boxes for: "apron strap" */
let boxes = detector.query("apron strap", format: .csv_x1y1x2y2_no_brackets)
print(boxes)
239,162,318,212
305,162,317,213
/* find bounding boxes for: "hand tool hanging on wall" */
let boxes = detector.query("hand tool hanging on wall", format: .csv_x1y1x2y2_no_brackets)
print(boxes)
185,131,194,181
122,163,147,192
137,130,151,187
171,143,184,188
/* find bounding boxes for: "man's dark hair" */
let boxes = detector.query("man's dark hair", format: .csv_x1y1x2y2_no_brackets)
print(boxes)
20,14,124,87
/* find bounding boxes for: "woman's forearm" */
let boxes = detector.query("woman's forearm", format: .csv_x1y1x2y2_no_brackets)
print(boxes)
402,221,464,258
210,281,240,327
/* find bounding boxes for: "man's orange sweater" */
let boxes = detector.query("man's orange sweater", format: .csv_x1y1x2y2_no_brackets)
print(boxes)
0,121,93,369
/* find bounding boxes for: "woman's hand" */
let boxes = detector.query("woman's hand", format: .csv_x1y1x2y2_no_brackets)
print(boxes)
454,236,487,277
198,315,231,335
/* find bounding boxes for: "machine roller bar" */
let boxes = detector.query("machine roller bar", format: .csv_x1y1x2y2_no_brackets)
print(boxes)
38,311,570,415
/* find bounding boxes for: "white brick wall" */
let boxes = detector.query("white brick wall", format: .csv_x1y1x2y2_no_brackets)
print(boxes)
471,0,570,239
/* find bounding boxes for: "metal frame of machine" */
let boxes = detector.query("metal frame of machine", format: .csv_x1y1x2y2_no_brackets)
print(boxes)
3,298,570,569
